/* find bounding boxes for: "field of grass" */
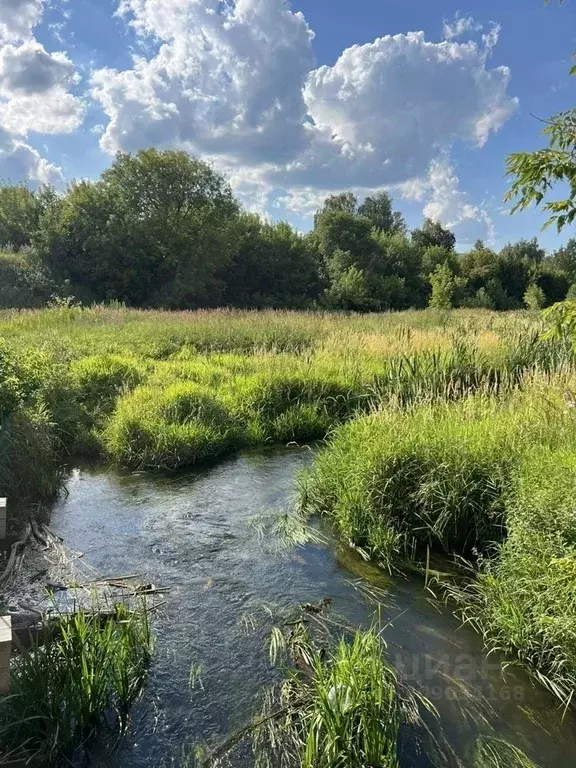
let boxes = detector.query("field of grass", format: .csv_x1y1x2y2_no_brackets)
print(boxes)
2,304,576,719
0,305,568,502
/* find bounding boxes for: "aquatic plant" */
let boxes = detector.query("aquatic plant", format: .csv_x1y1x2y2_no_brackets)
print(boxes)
254,624,426,768
0,603,152,765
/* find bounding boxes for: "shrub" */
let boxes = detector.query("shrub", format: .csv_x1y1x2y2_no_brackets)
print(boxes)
523,283,546,310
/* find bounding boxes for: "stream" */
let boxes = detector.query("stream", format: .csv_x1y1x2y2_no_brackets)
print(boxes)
49,446,576,767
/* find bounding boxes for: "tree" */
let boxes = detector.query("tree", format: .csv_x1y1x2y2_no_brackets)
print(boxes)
324,264,373,311
551,238,576,282
412,218,456,252
0,184,55,248
314,210,376,269
37,150,239,307
506,110,576,231
358,191,405,234
421,245,460,277
428,263,459,309
506,0,575,232
524,283,546,310
496,238,545,308
313,193,357,227
223,215,321,308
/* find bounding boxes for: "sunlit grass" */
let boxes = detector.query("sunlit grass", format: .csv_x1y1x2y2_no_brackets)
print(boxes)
0,603,152,765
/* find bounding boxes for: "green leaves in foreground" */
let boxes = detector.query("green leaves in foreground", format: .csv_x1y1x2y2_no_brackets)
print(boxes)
0,603,152,765
255,624,426,768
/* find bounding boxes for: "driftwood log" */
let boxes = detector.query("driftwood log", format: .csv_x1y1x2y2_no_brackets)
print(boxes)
0,524,31,588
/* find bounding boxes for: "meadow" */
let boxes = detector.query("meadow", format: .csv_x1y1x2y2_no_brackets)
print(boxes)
0,304,565,503
3,304,576,763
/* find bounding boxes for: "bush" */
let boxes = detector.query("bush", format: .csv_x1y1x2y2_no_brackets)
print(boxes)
0,248,55,309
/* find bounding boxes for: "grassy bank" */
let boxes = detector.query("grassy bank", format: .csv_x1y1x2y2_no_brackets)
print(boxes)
0,306,572,506
299,376,576,703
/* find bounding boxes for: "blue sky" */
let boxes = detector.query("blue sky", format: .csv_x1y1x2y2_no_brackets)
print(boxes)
2,0,576,251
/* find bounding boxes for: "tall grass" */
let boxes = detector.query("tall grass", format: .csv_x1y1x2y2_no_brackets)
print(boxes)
300,377,576,702
254,624,423,768
0,306,574,508
0,603,152,764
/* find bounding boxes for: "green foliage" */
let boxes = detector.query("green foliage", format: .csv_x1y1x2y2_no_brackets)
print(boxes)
412,218,456,252
0,604,152,764
523,282,546,310
0,248,56,309
255,625,413,768
450,448,576,704
428,263,461,309
324,264,373,310
0,184,55,248
0,151,573,313
69,354,145,419
224,215,321,308
104,381,237,470
506,109,576,232
300,401,520,567
357,190,406,234
37,149,239,308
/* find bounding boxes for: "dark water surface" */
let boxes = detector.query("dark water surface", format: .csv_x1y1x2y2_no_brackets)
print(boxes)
50,446,576,767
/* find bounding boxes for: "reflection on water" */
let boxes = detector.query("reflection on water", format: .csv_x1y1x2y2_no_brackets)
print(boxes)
50,446,576,767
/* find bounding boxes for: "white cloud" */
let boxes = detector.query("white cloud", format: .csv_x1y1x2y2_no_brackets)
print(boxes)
93,0,517,221
92,0,315,163
0,9,84,136
0,0,43,41
281,28,516,189
443,14,482,41
0,126,64,186
400,154,495,245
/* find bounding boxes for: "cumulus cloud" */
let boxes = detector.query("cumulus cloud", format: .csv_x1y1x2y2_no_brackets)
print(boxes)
276,28,516,190
92,1,517,222
0,6,84,136
0,0,43,41
399,154,495,244
92,0,315,163
0,126,64,186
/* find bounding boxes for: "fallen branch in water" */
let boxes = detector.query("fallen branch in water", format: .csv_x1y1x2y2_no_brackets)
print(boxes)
0,523,31,588
199,703,298,767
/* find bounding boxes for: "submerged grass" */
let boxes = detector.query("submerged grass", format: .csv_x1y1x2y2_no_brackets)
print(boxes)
0,603,152,765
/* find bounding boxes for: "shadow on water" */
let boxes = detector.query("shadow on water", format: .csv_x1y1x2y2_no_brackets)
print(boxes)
49,446,576,767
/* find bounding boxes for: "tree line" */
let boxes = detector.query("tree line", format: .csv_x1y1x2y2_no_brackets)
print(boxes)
0,148,574,312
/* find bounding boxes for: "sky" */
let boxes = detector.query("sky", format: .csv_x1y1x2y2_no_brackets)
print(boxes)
0,0,575,251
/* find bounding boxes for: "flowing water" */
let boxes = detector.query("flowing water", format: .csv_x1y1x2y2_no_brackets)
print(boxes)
49,446,576,767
